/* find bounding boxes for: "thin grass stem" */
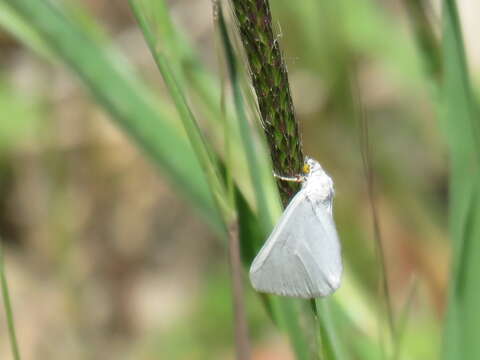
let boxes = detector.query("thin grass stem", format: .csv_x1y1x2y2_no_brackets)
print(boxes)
352,73,395,354
228,221,251,360
0,242,22,360
129,0,231,226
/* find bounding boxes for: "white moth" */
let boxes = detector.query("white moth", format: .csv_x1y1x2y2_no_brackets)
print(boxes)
249,157,343,298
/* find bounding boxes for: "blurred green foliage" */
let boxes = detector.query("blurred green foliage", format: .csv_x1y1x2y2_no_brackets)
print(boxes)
0,0,478,359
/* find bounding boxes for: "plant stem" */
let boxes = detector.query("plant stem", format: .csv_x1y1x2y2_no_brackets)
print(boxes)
228,221,251,360
130,0,231,227
353,75,395,351
0,242,22,360
229,0,304,204
215,4,252,357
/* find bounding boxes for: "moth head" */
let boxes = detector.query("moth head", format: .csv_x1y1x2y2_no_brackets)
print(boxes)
303,157,323,175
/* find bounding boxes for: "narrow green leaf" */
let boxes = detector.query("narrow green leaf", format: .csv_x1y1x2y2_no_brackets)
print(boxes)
0,242,22,360
137,0,274,220
129,0,231,225
315,298,347,360
216,5,275,234
441,1,480,359
0,2,52,60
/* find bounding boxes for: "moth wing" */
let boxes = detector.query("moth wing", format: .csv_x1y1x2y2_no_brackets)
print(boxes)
249,191,342,298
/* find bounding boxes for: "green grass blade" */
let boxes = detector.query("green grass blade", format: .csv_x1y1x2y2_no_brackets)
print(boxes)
129,0,230,224
142,0,187,85
315,298,347,360
0,242,22,360
216,5,275,233
441,0,480,359
126,0,269,216
1,0,224,232
0,2,52,60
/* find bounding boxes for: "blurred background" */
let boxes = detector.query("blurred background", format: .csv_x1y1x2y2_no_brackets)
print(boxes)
0,0,479,359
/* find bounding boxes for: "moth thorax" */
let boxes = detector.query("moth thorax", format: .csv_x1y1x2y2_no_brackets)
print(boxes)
303,171,334,201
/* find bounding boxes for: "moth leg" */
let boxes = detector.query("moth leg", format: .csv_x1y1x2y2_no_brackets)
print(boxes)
273,172,305,183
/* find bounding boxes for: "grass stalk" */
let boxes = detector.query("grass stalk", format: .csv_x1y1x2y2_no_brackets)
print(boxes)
214,4,253,356
315,299,346,360
229,0,304,204
227,221,251,360
0,242,21,360
352,73,395,356
129,0,231,226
